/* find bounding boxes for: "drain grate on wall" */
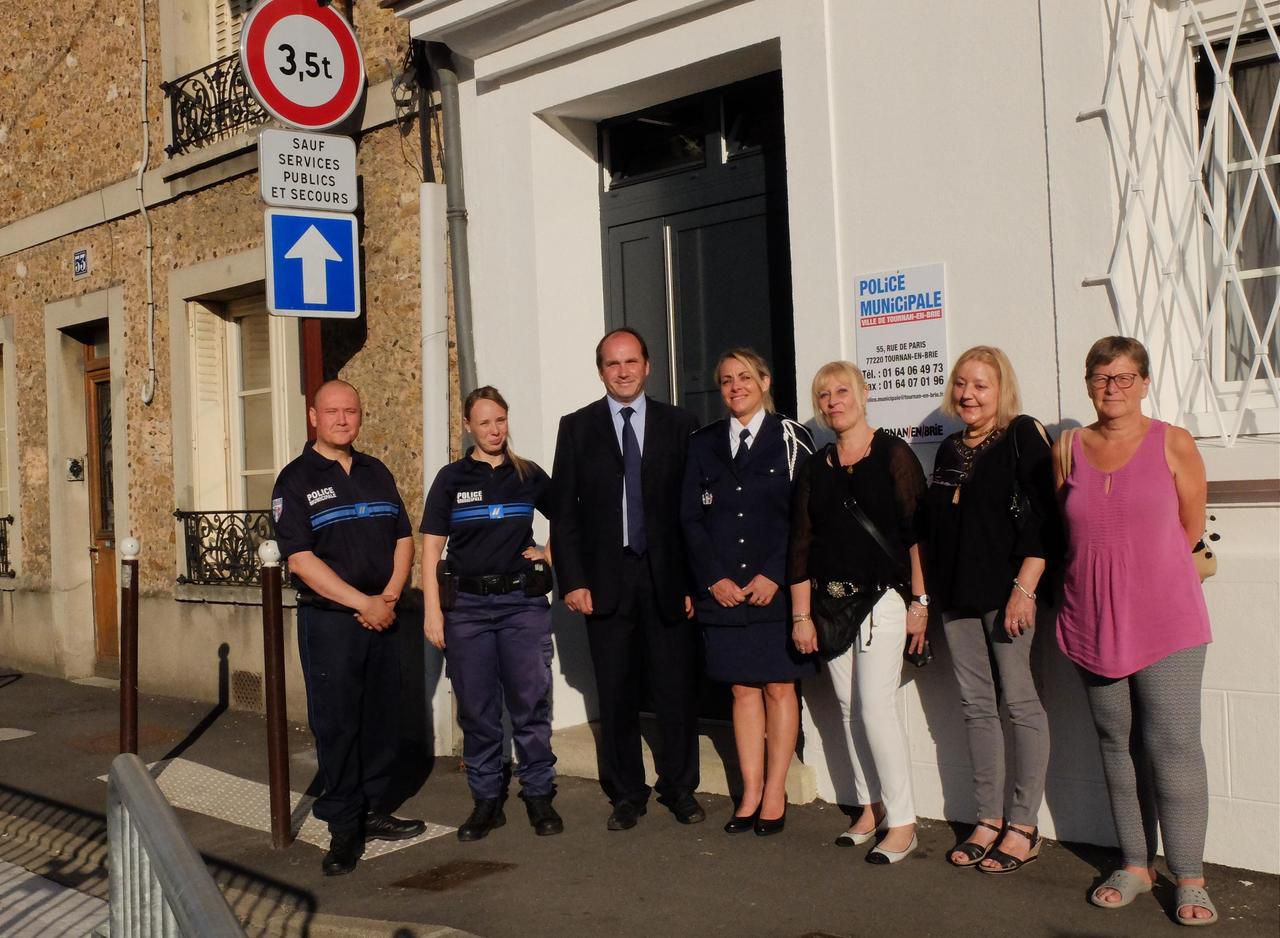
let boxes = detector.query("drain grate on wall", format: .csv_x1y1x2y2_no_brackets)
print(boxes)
392,860,516,892
230,670,264,712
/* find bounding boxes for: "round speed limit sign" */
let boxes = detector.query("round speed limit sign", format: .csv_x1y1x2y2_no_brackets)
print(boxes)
240,0,366,131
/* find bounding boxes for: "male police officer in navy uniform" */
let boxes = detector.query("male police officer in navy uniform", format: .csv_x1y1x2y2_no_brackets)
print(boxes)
550,328,704,831
272,380,425,875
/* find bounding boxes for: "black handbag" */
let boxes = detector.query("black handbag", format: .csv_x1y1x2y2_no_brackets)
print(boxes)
1008,417,1032,529
811,581,886,660
809,445,925,662
838,459,932,667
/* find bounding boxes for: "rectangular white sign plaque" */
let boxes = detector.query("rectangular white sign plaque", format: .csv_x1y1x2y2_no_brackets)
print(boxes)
258,129,358,211
854,262,952,444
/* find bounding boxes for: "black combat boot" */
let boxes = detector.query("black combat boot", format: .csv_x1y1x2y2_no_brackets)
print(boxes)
457,798,506,842
524,794,564,836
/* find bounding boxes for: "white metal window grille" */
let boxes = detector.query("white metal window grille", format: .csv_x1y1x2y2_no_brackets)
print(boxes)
1084,0,1280,444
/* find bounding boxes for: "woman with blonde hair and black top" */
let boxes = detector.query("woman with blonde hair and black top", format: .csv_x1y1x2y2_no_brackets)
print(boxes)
922,345,1058,874
789,361,928,863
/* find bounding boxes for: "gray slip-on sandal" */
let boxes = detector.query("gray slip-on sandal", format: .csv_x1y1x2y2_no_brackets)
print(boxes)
1089,869,1154,909
1174,884,1219,926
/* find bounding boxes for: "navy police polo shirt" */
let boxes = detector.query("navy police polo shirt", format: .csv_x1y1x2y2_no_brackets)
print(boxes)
420,451,551,577
272,441,412,597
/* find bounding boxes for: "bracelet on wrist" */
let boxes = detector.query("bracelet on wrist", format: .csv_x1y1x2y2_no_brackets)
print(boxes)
791,613,812,622
907,605,928,619
1012,577,1036,601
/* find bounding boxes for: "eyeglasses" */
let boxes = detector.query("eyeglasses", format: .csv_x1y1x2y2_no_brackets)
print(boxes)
1086,372,1140,390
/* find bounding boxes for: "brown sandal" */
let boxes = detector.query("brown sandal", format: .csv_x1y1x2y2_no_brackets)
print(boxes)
978,825,1041,874
948,820,1003,868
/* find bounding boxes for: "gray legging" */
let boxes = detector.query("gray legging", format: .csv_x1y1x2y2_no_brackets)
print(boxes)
1079,644,1209,879
943,610,1049,826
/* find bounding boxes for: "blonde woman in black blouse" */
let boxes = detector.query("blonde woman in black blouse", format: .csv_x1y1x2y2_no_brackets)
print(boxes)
922,346,1058,874
789,361,928,864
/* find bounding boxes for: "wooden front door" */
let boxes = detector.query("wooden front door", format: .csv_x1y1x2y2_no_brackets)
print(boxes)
84,346,117,660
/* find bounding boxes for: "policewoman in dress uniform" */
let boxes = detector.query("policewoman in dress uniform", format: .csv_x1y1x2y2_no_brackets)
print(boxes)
420,386,562,841
681,348,816,836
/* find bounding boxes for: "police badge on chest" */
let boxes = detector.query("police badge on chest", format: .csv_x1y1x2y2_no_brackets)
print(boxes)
701,486,713,507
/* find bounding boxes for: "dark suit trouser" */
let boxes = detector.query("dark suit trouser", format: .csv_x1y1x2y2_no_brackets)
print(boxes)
297,606,400,835
585,551,699,805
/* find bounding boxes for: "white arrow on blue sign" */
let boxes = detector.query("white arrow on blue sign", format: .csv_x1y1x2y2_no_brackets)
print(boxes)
264,207,361,318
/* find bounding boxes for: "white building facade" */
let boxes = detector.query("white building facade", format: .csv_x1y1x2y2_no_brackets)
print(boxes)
389,0,1280,873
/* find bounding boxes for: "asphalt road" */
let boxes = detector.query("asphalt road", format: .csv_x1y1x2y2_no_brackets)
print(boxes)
0,669,1275,938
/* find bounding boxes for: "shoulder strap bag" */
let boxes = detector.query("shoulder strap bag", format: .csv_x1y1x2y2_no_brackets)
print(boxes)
810,444,929,663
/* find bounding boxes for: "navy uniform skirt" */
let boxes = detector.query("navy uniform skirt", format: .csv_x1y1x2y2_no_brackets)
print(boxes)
703,618,818,684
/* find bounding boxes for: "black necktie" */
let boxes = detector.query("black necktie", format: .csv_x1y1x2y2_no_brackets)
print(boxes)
734,428,751,470
621,407,646,554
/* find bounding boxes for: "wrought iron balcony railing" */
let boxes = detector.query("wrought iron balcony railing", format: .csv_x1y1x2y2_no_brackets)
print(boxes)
161,53,267,157
175,509,288,588
0,515,14,578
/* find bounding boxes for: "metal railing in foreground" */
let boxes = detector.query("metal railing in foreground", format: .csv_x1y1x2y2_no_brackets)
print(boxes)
106,753,246,937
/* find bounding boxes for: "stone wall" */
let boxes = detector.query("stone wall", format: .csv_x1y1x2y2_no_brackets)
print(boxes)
0,1,148,226
2,0,436,596
1,1,411,228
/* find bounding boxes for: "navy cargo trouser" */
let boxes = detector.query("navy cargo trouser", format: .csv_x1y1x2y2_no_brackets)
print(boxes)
297,605,401,835
445,592,556,800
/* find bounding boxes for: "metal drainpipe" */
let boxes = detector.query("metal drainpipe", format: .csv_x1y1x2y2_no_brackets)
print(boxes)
428,43,477,396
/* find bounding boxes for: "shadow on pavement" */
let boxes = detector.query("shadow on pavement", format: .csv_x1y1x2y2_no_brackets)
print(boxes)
161,643,230,764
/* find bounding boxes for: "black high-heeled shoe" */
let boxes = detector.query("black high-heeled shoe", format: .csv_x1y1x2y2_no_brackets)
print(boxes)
754,808,786,836
724,807,759,834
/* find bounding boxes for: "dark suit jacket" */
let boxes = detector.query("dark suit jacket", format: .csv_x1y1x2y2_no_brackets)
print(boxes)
550,395,700,623
680,413,814,626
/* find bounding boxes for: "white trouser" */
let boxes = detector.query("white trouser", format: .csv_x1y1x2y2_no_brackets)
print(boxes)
824,589,915,828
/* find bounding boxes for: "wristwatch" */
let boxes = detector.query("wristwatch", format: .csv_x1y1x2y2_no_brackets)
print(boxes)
911,593,931,607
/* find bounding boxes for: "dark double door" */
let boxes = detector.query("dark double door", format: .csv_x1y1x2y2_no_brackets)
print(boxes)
600,73,796,426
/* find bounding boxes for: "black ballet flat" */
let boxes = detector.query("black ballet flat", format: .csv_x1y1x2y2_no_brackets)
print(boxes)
754,809,786,837
724,808,759,834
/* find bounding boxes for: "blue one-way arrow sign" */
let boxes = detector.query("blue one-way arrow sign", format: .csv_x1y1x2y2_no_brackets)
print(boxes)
264,208,361,319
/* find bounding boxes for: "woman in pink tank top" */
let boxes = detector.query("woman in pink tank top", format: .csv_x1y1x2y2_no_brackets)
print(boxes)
1054,337,1216,926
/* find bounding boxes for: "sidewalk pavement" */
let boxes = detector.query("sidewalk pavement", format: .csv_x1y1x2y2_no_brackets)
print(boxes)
0,668,1275,938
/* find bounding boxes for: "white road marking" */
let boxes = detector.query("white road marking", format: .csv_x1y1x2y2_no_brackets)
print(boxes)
100,758,453,857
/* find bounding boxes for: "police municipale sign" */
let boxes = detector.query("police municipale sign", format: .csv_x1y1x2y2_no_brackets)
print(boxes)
240,0,366,131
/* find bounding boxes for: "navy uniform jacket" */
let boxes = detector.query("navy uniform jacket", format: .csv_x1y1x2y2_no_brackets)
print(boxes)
680,413,814,625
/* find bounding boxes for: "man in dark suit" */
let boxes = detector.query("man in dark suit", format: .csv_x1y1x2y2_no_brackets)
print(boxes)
551,327,704,830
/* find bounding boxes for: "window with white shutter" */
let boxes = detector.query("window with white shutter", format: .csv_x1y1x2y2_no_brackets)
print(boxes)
188,294,298,510
211,0,253,61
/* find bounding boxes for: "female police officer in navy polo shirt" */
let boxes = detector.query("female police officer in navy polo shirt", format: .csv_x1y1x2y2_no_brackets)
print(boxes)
420,386,562,841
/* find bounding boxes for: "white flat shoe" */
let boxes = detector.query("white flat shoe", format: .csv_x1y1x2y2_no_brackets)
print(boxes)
866,832,918,865
835,816,887,847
